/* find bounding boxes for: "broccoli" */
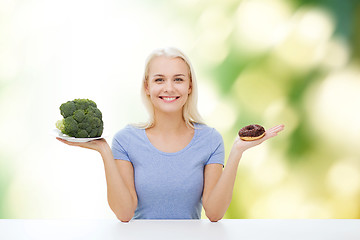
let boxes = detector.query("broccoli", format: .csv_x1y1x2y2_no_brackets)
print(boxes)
56,99,104,138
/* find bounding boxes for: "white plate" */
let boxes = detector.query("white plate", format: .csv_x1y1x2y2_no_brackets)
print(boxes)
50,129,106,142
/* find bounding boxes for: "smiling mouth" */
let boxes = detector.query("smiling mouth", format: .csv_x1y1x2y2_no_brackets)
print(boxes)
159,96,180,102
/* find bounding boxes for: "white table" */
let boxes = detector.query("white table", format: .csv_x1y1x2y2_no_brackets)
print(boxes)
0,219,359,240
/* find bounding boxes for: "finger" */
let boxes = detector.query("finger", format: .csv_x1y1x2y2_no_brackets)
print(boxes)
267,124,284,134
273,125,285,134
262,129,281,141
56,137,69,144
56,137,82,147
262,132,276,141
267,124,284,132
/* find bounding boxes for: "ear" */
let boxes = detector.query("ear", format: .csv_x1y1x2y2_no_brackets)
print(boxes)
188,82,192,95
144,81,150,95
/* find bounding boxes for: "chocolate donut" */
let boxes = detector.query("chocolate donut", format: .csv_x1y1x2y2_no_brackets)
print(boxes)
238,124,265,141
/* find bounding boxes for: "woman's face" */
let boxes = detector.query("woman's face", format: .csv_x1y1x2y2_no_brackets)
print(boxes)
145,56,192,115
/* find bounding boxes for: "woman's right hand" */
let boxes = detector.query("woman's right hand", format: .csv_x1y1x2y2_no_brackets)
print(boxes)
56,137,109,153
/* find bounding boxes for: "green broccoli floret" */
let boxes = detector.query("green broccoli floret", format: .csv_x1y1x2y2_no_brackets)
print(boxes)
56,99,104,138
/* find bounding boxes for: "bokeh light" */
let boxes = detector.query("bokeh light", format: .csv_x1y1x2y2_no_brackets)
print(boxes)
1,0,359,219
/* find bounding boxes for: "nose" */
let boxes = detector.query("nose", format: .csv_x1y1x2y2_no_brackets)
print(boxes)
164,80,175,92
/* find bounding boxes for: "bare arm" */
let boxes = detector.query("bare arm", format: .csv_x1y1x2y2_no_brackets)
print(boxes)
56,138,137,222
202,125,284,222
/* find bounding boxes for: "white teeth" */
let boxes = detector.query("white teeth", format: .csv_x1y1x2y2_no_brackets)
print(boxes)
162,97,176,101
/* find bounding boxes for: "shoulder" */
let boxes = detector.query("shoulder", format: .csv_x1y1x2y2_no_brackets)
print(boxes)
193,123,223,151
112,125,138,161
113,124,142,142
195,123,224,164
194,123,223,140
114,124,133,138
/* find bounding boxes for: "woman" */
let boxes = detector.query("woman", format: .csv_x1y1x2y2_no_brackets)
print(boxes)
57,47,284,222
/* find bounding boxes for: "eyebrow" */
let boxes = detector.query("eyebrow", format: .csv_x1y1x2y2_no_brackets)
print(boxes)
153,74,186,77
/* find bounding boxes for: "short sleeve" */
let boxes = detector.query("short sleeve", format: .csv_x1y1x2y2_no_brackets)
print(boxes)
111,126,131,162
205,128,225,166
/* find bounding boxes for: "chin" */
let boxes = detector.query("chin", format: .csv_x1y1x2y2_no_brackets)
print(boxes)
154,105,183,114
160,108,183,114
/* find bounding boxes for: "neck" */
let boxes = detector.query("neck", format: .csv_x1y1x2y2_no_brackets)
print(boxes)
151,110,188,134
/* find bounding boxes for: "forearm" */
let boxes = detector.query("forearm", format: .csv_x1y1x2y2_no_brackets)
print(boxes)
99,146,136,221
203,149,243,221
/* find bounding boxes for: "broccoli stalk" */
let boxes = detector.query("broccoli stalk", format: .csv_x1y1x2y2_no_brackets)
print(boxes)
55,99,104,138
56,119,65,132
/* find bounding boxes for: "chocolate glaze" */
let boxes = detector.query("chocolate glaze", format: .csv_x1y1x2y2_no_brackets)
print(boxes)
238,124,265,137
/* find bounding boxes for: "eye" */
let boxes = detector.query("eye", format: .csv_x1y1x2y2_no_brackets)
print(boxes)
175,78,184,82
155,78,164,82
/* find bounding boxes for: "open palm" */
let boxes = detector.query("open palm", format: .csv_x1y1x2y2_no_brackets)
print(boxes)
233,124,285,153
56,137,108,152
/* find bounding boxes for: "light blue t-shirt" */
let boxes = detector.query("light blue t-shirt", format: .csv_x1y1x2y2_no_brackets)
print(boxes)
111,123,225,219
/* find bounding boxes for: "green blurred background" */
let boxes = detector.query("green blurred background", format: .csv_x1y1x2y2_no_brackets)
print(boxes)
0,0,359,219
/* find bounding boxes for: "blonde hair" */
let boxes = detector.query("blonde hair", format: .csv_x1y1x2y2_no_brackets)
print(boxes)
135,47,204,129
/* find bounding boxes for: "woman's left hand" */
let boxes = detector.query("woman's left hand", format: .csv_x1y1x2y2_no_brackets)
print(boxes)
232,124,285,154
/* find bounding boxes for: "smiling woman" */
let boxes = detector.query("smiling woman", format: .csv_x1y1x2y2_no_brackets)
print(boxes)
56,47,284,222
138,47,204,129
145,56,192,118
